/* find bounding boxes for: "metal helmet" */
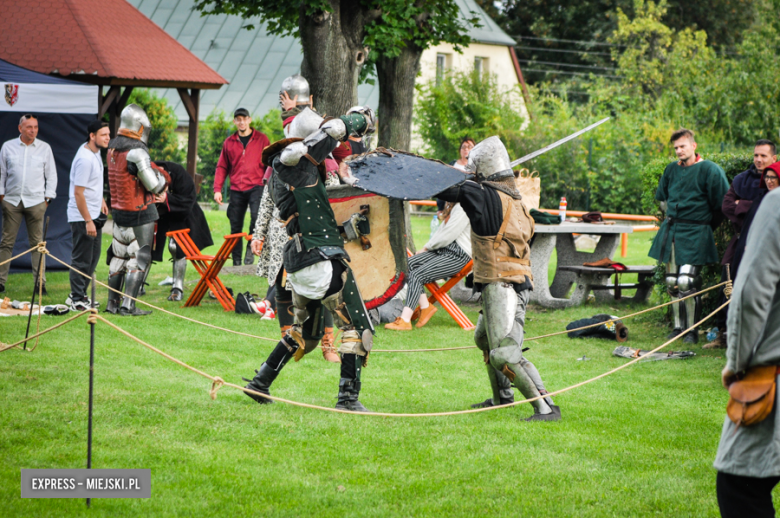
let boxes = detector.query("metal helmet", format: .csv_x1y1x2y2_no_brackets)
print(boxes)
467,136,513,181
119,104,152,144
346,105,377,135
285,107,324,139
280,74,310,106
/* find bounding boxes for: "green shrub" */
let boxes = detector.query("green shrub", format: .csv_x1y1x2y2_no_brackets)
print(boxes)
127,89,186,164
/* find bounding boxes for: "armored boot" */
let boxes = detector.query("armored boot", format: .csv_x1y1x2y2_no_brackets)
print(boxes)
335,353,370,412
242,336,297,404
105,273,124,314
168,256,187,302
522,360,556,408
501,363,559,421
321,327,341,363
119,271,153,316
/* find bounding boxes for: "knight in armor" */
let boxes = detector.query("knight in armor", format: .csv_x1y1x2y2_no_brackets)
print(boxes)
279,74,313,120
648,129,728,343
242,106,377,411
437,136,561,421
105,104,169,316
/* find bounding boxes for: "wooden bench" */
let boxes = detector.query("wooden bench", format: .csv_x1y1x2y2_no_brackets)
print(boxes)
167,229,247,311
407,249,475,330
557,264,655,304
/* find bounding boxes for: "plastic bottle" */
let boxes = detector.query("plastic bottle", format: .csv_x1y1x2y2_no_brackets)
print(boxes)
706,327,719,342
559,197,567,224
430,214,439,237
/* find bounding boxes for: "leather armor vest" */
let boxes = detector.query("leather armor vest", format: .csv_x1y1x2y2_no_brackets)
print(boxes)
108,149,155,212
471,189,534,286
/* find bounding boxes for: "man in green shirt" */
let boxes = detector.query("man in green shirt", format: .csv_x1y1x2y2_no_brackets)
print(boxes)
648,129,729,343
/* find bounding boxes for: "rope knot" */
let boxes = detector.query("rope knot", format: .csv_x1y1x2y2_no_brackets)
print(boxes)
724,280,733,300
86,308,98,325
210,377,224,400
36,241,48,254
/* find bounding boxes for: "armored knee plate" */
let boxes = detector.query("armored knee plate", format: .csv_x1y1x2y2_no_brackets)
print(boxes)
132,223,155,249
322,291,351,327
677,265,701,293
291,290,313,326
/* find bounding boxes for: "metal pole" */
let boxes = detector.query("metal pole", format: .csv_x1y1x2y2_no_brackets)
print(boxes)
86,271,96,508
23,216,49,350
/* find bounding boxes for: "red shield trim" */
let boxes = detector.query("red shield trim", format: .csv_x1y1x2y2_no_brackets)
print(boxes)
4,84,19,107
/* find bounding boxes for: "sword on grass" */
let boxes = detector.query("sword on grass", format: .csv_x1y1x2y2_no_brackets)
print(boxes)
509,117,610,167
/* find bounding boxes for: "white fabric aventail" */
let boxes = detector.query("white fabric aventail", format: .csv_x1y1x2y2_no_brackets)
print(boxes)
287,261,333,299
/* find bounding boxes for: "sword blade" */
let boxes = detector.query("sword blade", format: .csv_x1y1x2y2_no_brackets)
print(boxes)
509,117,610,168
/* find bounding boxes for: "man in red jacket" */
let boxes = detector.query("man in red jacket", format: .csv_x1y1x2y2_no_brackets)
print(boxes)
214,108,270,266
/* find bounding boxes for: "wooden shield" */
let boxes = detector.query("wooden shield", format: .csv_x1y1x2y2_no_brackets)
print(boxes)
327,184,407,309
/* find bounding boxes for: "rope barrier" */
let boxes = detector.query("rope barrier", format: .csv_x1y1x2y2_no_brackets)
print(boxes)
47,247,730,352
88,300,728,417
0,310,91,353
1,245,730,416
371,281,729,352
0,245,38,268
13,245,732,356
46,252,278,343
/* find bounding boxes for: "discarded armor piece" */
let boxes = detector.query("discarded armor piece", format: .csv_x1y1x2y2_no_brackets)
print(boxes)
613,346,695,361
567,314,628,342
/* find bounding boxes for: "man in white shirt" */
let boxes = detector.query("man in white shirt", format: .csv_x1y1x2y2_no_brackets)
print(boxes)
66,121,110,310
0,114,57,294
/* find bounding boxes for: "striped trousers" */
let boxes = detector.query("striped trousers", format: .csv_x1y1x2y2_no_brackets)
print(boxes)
406,242,470,308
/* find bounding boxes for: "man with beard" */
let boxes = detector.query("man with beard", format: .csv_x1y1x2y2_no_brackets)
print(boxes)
705,139,777,349
648,128,729,343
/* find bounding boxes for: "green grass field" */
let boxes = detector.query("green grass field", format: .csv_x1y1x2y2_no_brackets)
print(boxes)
0,211,757,517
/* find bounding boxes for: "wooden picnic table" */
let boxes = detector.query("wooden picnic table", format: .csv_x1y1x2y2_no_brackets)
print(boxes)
529,222,635,308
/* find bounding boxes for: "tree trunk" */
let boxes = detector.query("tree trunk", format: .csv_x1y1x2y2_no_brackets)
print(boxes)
376,44,424,254
375,45,423,150
298,1,371,116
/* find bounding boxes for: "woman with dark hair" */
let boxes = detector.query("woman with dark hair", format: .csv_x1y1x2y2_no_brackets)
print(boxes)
451,137,476,171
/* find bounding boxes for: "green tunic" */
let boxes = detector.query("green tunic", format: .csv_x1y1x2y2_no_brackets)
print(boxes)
648,159,729,265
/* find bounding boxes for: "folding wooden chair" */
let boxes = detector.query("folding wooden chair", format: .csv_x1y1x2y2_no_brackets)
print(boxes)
166,229,247,311
407,250,475,330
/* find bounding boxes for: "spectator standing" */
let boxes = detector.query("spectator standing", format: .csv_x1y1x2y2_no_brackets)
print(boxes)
66,121,110,310
436,138,476,216
451,137,475,171
714,185,780,518
213,108,270,266
706,139,777,349
0,114,57,295
648,128,729,343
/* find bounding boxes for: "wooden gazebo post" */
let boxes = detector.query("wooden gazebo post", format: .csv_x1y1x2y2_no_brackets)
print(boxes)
178,88,203,192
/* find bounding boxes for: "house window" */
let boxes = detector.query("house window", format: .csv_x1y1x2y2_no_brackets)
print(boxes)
436,53,447,84
474,57,488,76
